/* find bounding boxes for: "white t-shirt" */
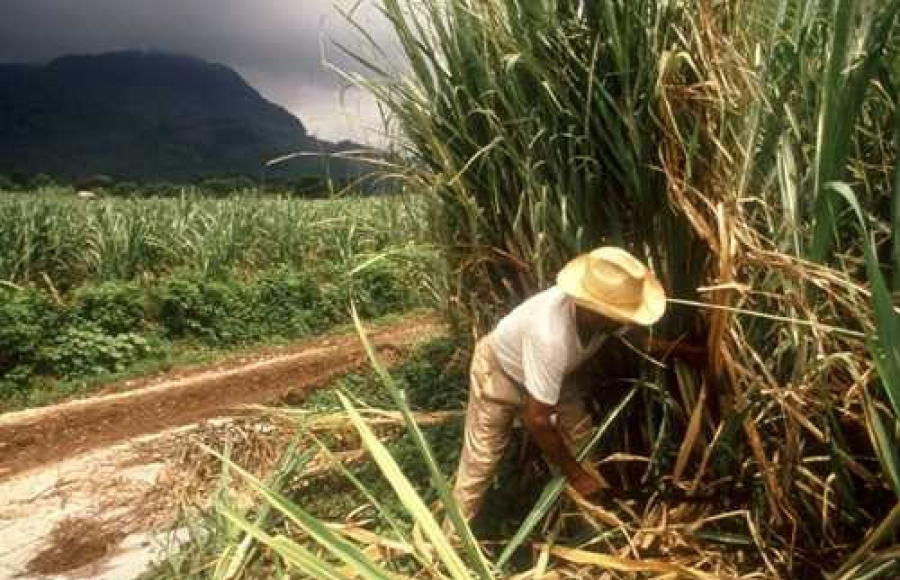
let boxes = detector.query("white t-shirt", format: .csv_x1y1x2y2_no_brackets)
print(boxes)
490,286,614,405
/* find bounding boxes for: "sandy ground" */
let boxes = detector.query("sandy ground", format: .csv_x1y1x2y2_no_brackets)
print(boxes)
0,316,441,580
1,425,200,580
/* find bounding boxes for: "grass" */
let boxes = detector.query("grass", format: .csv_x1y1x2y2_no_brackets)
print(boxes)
7,0,899,577
0,191,439,409
141,335,474,580
145,318,759,579
0,190,429,290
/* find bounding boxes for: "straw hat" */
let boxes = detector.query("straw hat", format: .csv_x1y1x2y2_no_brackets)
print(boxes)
557,246,666,326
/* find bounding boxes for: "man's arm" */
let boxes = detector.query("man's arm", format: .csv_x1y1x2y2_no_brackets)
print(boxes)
521,393,603,497
625,329,707,365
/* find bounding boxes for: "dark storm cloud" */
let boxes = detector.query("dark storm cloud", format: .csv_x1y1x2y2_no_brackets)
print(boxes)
0,0,399,143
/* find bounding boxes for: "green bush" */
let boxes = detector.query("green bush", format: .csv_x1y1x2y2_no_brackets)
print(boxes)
109,182,140,198
318,276,353,327
351,259,418,319
31,173,56,189
0,288,62,378
0,286,157,388
394,337,467,411
293,338,467,521
39,323,156,378
149,268,361,346
145,182,181,198
1,260,421,406
303,337,467,413
198,177,255,197
251,268,323,336
152,275,256,344
73,281,146,335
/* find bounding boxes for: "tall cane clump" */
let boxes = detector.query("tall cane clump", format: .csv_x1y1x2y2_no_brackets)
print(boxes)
344,0,900,576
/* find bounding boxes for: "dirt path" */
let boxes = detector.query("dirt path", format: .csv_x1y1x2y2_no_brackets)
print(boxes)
0,315,440,482
0,315,442,580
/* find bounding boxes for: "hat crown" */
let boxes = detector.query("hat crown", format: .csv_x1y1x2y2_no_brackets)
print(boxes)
582,248,647,308
556,245,666,326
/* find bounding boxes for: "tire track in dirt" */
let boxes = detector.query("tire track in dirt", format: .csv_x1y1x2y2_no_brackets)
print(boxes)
0,315,443,482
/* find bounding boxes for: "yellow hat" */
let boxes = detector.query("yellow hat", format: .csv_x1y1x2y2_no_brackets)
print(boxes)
557,246,666,326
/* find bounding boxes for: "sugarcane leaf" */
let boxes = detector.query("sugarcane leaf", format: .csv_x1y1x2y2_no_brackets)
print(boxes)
863,390,900,497
828,182,900,418
351,305,494,578
208,447,395,580
338,391,475,579
218,506,350,580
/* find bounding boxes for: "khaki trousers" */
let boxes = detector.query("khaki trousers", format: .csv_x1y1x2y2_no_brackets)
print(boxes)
451,336,592,522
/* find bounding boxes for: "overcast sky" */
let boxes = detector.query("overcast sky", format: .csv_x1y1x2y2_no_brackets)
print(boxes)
1,0,401,145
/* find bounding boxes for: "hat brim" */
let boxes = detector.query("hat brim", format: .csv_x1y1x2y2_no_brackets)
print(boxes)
557,254,666,326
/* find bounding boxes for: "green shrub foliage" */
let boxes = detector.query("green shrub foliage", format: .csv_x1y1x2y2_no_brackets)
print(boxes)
41,324,156,378
153,275,258,343
0,288,62,381
0,261,425,405
73,281,146,335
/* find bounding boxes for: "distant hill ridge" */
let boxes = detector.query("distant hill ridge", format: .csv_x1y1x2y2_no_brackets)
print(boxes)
0,50,370,182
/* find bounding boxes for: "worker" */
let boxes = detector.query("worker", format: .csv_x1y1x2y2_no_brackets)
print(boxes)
451,246,704,522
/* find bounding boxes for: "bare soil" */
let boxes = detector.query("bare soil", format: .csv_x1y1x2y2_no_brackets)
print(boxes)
0,315,439,481
0,315,441,580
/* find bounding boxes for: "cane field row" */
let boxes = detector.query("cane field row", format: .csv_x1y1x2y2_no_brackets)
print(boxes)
0,191,439,408
0,190,428,290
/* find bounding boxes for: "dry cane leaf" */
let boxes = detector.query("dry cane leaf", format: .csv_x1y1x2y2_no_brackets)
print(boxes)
541,545,718,580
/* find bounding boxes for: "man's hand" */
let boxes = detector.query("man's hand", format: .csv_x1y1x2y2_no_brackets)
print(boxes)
521,395,611,500
522,395,587,486
644,334,708,366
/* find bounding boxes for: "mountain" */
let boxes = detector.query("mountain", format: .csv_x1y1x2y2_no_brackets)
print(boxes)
0,51,372,183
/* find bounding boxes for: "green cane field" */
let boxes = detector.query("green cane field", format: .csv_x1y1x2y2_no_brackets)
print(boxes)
2,0,899,578
0,191,437,408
